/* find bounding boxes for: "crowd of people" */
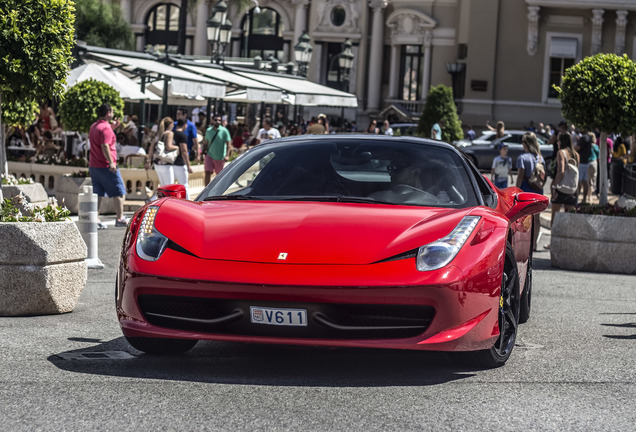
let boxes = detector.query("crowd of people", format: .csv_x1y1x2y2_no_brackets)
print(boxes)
480,118,635,250
5,102,67,160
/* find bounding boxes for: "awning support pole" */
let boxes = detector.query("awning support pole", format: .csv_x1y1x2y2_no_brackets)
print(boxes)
206,98,212,128
161,77,169,118
138,71,146,147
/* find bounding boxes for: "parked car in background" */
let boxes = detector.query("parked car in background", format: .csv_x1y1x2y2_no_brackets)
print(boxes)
391,123,418,136
455,130,553,171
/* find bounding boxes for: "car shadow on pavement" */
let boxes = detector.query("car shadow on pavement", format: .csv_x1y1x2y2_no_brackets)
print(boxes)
601,319,636,340
48,336,480,387
531,255,553,271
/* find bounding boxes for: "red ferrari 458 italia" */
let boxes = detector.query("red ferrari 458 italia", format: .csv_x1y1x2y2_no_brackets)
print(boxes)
117,135,548,367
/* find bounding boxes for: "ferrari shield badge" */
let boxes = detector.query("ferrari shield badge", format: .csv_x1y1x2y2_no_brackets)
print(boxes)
278,253,288,260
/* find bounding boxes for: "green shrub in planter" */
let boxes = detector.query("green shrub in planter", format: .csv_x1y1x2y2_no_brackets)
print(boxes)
59,79,124,133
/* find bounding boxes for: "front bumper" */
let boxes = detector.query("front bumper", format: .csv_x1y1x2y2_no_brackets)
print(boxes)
117,250,502,352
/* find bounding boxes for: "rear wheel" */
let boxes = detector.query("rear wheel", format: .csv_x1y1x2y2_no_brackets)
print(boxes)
472,245,520,368
125,336,197,355
519,249,533,324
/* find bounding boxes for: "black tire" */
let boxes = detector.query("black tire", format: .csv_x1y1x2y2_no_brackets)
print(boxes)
519,249,533,324
471,245,520,368
125,336,197,355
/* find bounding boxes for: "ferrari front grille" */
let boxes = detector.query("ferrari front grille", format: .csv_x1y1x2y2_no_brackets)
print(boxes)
138,295,435,340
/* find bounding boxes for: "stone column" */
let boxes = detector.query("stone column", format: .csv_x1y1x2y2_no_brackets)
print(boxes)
193,0,210,56
366,0,387,112
615,10,628,54
292,0,309,49
591,9,604,55
120,0,132,23
388,44,400,99
527,6,540,56
420,31,432,100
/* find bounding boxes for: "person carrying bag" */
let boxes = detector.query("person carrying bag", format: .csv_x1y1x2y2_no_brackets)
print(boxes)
549,132,580,227
145,116,180,190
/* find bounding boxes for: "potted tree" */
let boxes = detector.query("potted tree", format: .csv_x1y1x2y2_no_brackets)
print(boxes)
416,84,463,143
58,79,125,214
0,1,87,314
551,54,636,274
0,0,75,176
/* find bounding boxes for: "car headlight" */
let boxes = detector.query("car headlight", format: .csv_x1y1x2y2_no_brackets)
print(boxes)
135,206,169,261
416,216,481,271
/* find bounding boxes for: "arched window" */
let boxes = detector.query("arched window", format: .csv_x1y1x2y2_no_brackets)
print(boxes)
145,3,180,53
240,8,285,61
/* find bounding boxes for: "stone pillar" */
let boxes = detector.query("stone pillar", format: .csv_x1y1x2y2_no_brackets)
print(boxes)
232,37,241,59
366,0,387,112
527,6,540,56
292,0,309,49
120,0,132,23
615,10,628,54
388,44,400,99
193,0,210,56
591,9,604,55
420,31,432,100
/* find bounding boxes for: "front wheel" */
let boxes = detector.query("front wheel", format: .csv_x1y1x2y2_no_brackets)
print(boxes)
126,336,198,355
471,245,520,368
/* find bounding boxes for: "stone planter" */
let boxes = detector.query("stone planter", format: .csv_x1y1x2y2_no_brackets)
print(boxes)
55,175,92,214
0,220,87,316
550,212,636,274
1,183,49,215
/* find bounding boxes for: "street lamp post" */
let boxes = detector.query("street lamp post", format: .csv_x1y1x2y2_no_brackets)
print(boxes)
335,39,355,128
338,39,354,91
207,0,232,65
446,61,465,102
294,32,313,77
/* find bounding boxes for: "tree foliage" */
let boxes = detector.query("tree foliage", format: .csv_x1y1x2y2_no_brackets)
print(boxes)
0,0,75,104
74,0,133,50
59,79,124,133
1,99,38,128
416,85,463,143
555,53,636,136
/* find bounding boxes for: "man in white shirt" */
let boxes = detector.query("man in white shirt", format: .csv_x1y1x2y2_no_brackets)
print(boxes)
383,120,394,136
255,118,281,145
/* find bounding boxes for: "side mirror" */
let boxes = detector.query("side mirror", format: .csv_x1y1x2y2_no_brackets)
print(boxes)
506,192,549,222
156,184,187,199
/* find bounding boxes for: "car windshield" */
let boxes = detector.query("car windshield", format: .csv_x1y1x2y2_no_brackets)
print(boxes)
198,137,479,208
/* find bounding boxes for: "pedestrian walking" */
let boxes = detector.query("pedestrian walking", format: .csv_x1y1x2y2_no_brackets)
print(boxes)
491,143,513,189
549,132,580,229
145,117,181,194
202,114,232,185
173,119,194,199
88,103,129,227
516,132,544,251
383,120,394,136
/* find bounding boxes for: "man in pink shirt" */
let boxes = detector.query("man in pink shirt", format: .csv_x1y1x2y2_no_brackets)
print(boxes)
89,103,128,227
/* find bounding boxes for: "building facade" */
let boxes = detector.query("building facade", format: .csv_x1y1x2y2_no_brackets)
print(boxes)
118,0,636,129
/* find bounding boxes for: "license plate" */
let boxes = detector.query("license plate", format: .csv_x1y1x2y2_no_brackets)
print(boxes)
250,306,308,327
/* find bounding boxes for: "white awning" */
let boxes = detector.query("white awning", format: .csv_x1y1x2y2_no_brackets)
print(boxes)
232,70,359,107
145,80,207,106
180,64,283,104
550,38,578,59
89,52,226,99
65,63,161,101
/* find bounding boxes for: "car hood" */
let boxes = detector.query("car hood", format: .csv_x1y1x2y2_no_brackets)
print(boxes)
152,199,472,265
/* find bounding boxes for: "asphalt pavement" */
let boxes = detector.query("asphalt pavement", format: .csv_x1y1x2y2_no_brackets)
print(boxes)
0,212,634,431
